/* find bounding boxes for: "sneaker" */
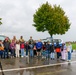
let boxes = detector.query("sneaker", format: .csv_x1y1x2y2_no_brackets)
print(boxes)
21,56,24,58
67,60,71,62
26,55,28,57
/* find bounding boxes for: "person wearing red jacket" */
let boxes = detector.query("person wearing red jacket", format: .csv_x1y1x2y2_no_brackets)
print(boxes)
20,40,25,57
55,42,61,60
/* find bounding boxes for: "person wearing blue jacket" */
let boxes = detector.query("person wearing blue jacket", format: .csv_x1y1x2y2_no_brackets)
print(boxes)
36,39,43,57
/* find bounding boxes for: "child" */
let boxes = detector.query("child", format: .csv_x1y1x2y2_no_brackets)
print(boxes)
10,40,16,58
25,42,30,57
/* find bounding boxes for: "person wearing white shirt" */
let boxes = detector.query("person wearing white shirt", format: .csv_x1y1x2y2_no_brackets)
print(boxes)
15,40,20,57
67,42,72,61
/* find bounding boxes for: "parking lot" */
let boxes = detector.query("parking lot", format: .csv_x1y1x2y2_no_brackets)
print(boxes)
0,51,76,75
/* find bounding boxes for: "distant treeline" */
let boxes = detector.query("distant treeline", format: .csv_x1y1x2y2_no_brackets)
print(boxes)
66,41,76,44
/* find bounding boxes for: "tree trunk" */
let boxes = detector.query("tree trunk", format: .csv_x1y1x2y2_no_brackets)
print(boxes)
51,34,53,44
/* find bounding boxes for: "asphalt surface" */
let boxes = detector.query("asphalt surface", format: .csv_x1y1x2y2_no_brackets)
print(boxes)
0,51,76,75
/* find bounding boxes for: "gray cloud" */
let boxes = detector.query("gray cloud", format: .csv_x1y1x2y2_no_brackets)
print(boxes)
0,0,76,42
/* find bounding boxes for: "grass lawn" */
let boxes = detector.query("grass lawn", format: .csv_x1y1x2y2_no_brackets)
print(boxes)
72,43,76,50
66,43,76,50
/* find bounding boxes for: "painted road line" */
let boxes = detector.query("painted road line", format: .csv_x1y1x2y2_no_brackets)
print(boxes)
0,60,76,72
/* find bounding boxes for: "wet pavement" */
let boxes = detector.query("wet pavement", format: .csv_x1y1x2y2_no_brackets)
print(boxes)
0,51,76,75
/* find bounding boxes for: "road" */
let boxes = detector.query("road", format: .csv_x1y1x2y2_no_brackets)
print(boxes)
0,51,76,75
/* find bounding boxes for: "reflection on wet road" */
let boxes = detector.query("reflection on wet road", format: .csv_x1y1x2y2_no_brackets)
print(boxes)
0,52,76,75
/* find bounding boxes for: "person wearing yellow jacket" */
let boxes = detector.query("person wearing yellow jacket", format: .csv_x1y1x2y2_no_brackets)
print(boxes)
0,40,4,59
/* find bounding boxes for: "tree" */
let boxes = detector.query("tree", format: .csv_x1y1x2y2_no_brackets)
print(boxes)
0,18,2,25
33,2,70,38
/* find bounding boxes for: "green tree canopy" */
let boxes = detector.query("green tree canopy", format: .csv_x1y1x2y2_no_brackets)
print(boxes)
33,2,70,37
0,18,2,25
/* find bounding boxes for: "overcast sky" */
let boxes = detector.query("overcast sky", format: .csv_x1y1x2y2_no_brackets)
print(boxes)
0,0,76,42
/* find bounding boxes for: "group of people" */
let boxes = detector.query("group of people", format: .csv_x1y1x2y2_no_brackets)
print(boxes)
42,41,72,61
0,36,73,61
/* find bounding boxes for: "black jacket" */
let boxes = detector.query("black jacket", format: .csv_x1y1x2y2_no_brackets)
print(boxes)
50,45,55,52
3,40,10,50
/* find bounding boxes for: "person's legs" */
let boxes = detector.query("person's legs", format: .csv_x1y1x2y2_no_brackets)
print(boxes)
50,52,54,59
18,49,20,57
26,49,28,56
37,52,38,56
21,49,24,57
57,52,59,59
50,52,52,59
15,49,17,57
5,49,9,58
47,50,49,58
12,49,15,57
39,52,41,56
31,49,33,57
62,50,66,60
37,49,39,56
21,49,23,57
68,52,71,61
33,50,37,56
14,49,15,57
7,50,9,58
30,49,33,57
1,51,3,59
52,52,55,59
11,50,13,57
39,49,41,56
3,50,6,58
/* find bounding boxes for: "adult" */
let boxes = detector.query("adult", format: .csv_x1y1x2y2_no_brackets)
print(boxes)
55,42,61,60
20,40,25,57
12,36,17,43
3,37,10,58
28,36,34,57
67,42,72,61
0,40,4,59
28,36,34,45
10,40,16,58
46,41,50,58
33,40,37,56
19,36,25,43
43,42,47,51
36,39,43,57
25,41,30,57
50,43,55,60
19,36,25,57
61,43,67,61
15,40,20,57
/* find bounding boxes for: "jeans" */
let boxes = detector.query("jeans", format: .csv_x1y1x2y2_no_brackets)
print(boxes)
46,50,50,58
26,49,29,56
0,51,3,58
4,49,9,58
30,49,33,57
21,49,25,57
50,52,55,59
11,49,15,57
57,52,61,59
68,52,71,60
